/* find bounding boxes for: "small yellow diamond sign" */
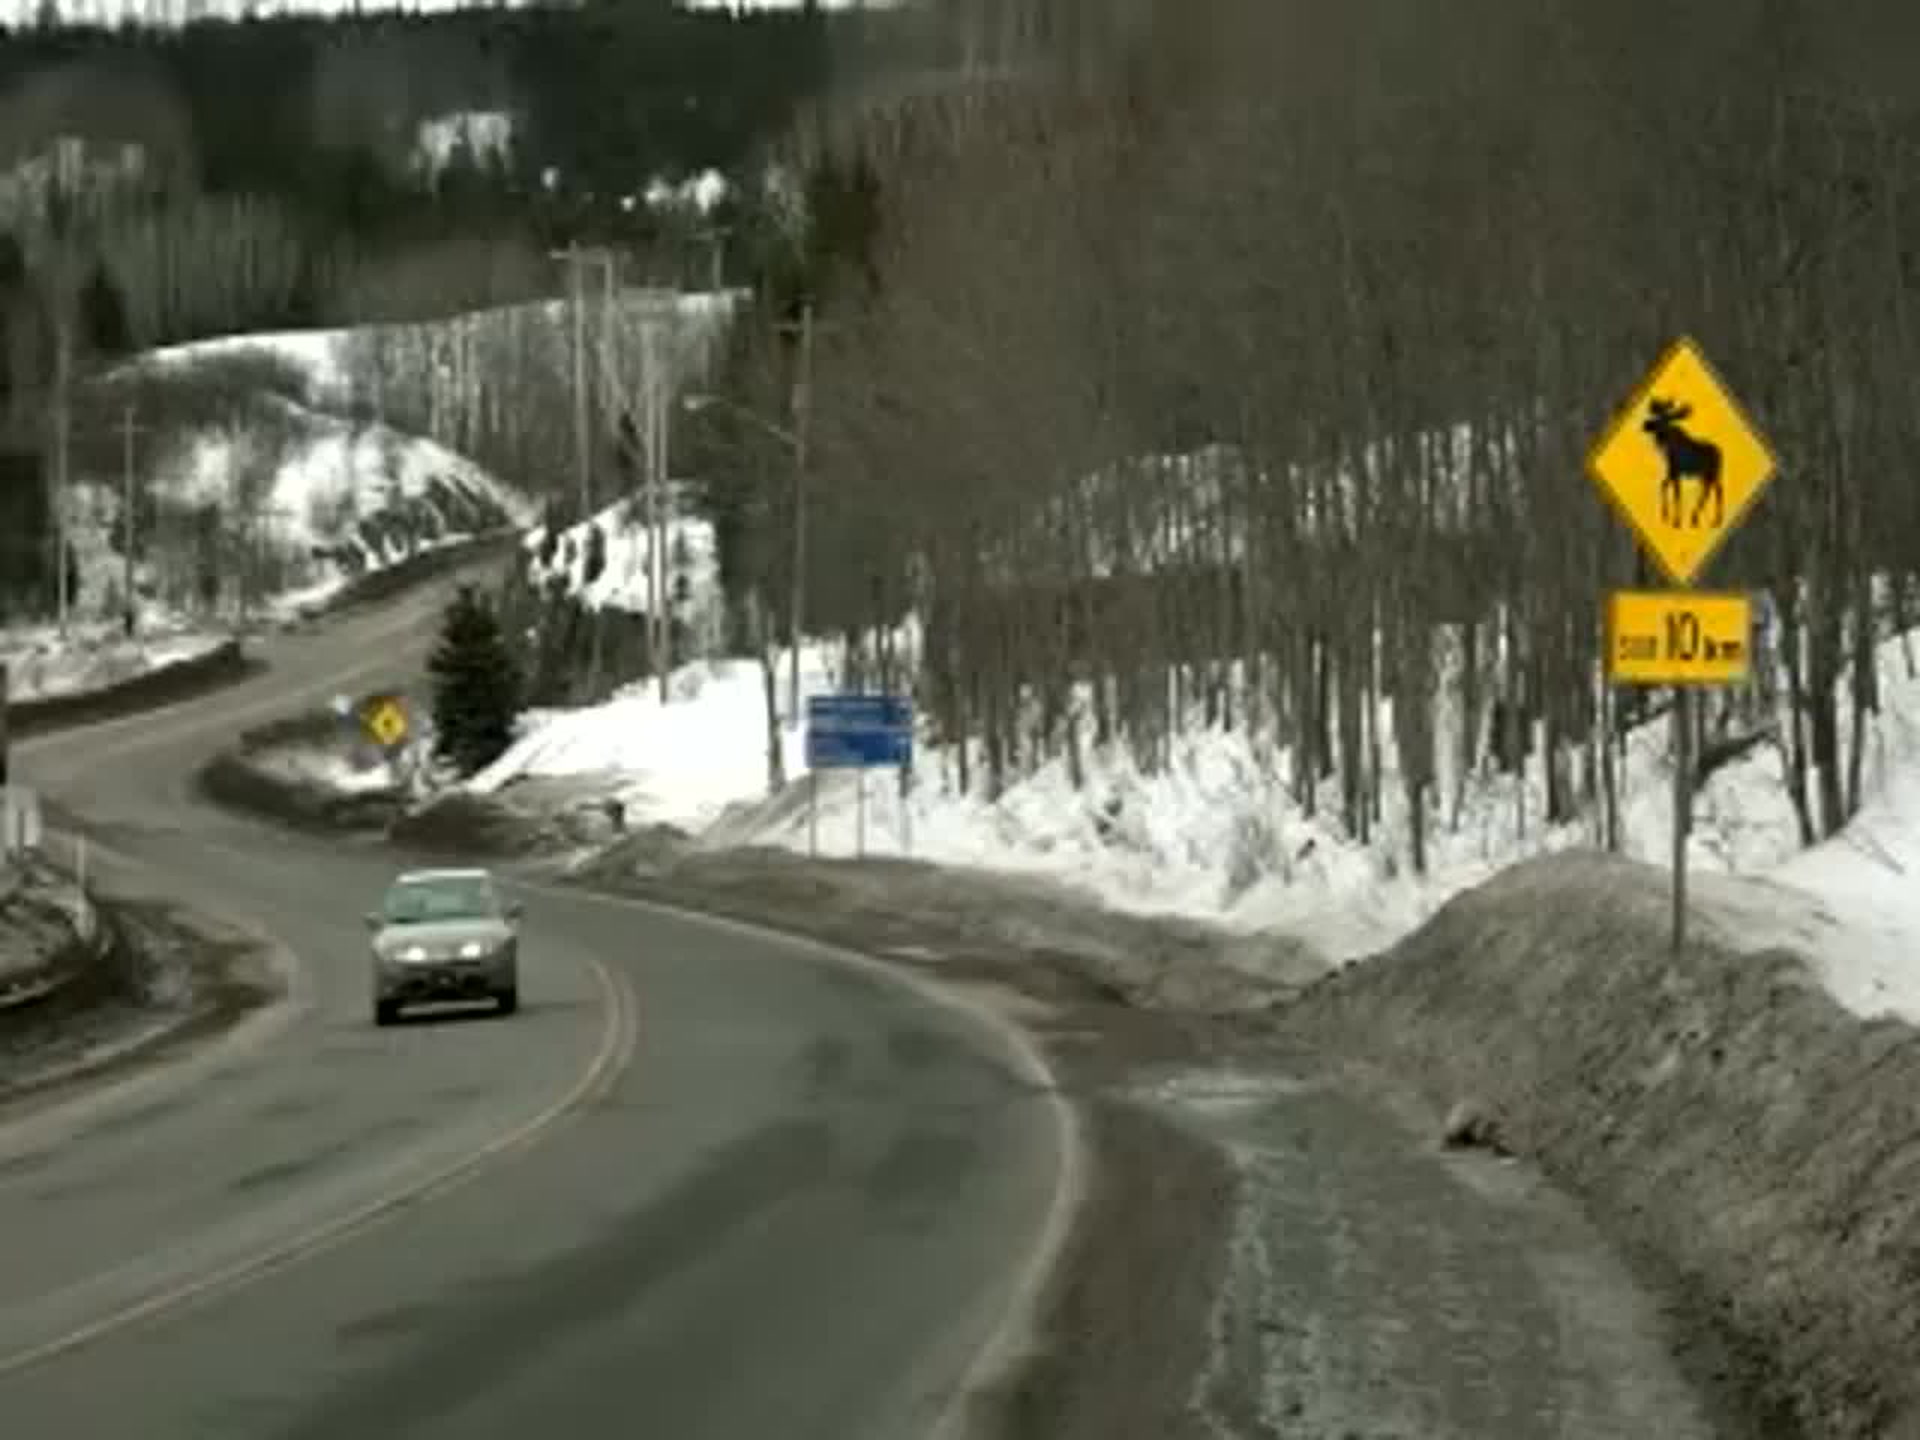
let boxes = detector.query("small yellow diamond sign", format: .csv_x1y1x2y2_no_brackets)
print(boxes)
363,696,409,749
1588,337,1777,587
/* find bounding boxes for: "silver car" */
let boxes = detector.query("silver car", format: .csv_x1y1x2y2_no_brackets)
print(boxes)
366,867,522,1025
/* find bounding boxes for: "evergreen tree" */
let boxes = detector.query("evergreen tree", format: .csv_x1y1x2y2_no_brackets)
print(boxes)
428,582,521,777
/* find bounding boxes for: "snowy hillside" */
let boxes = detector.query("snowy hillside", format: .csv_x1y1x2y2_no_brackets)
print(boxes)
159,396,534,610
522,497,721,632
1,300,578,698
51,375,530,626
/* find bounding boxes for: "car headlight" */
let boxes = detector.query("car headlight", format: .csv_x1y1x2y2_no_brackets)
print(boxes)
458,941,488,959
398,944,429,963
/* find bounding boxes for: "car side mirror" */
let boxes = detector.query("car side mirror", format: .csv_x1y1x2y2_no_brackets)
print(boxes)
504,901,524,921
363,911,382,931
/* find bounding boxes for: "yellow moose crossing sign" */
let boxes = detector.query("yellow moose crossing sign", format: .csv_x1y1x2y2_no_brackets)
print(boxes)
1587,336,1778,588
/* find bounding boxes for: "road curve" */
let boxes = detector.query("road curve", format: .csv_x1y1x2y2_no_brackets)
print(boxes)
0,578,1071,1440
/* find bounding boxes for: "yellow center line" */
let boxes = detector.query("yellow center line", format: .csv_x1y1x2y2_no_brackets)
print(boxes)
0,576,641,1377
0,952,637,1379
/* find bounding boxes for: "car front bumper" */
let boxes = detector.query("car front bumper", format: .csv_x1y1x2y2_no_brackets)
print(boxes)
375,953,515,1004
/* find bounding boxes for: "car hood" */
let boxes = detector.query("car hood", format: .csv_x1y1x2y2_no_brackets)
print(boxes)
374,919,513,956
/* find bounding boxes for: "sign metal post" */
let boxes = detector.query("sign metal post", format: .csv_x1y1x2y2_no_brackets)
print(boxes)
1588,336,1778,956
804,694,913,861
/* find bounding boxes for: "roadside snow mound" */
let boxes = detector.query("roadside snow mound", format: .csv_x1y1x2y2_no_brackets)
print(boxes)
1285,849,1920,1440
0,619,225,702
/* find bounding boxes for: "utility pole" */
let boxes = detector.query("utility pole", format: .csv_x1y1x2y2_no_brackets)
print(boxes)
606,283,681,703
568,247,591,520
551,243,618,523
786,301,814,724
49,306,72,637
553,242,622,696
117,404,147,638
632,288,682,704
651,333,672,701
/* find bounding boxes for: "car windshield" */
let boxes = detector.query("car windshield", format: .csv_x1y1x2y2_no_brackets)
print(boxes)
381,875,499,925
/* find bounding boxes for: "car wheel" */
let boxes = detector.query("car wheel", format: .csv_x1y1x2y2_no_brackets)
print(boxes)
494,986,518,1016
374,999,400,1027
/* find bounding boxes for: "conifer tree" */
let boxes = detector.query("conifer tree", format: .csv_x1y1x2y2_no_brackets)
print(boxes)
428,583,520,776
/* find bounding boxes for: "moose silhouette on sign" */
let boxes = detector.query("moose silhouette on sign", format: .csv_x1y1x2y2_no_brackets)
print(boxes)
1642,396,1723,528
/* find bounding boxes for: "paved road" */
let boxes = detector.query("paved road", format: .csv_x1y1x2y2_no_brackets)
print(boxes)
0,577,1070,1439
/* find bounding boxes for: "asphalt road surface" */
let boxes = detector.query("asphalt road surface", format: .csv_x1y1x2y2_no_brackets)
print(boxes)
0,576,1071,1440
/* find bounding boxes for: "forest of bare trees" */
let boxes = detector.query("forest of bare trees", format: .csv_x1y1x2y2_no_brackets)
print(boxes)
696,0,1920,872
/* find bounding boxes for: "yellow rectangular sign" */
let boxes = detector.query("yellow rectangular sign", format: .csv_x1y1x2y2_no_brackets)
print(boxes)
1607,590,1753,685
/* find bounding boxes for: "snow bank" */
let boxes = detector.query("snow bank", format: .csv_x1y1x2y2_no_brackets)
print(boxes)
0,619,226,702
1285,850,1920,1440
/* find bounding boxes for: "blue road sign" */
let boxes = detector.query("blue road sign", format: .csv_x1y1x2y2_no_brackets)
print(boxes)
806,693,913,769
